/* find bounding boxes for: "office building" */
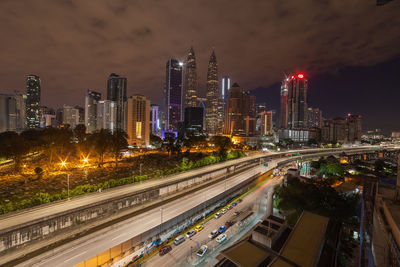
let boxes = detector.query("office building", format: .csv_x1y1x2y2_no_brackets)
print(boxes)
127,95,150,147
150,104,160,135
0,94,17,133
165,59,183,131
184,107,204,133
62,105,80,129
97,100,117,133
26,74,41,128
307,107,323,128
223,83,256,136
287,73,308,129
221,76,231,102
205,50,223,135
184,47,197,108
107,73,127,131
14,92,26,132
347,113,362,143
260,110,274,136
85,90,101,133
321,114,362,144
279,77,289,129
39,106,56,128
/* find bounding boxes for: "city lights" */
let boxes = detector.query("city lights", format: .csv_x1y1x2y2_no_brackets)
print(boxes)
297,73,304,79
61,161,66,167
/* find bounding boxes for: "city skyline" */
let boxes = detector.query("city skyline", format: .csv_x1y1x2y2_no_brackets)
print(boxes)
0,1,399,132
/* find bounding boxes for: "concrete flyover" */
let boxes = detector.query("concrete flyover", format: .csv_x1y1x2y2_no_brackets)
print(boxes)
0,146,395,266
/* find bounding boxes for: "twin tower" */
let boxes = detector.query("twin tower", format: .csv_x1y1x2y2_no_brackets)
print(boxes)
165,47,223,135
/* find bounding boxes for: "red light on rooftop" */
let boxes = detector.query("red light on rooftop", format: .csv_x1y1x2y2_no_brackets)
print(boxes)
297,73,304,79
290,75,295,79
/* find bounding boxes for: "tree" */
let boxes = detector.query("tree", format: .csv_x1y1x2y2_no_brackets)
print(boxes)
150,134,163,148
41,127,73,167
0,131,29,171
89,129,113,167
74,124,86,143
211,136,232,160
109,129,128,166
374,159,385,172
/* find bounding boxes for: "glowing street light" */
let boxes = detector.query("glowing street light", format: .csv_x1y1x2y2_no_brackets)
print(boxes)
61,161,66,167
83,158,88,164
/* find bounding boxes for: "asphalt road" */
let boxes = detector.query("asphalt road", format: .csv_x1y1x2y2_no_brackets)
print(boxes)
143,176,283,267
18,164,269,267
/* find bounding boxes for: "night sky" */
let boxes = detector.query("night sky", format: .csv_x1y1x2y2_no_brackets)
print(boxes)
0,0,399,132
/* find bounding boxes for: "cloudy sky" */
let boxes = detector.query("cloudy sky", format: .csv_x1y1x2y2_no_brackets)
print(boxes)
0,0,399,131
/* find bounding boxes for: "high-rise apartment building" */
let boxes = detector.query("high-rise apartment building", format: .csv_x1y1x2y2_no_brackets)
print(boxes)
127,95,150,147
205,50,223,135
85,90,101,133
287,73,308,129
26,74,41,128
165,59,183,131
107,73,127,131
39,106,56,128
62,105,80,129
321,114,362,144
97,100,117,132
184,47,197,108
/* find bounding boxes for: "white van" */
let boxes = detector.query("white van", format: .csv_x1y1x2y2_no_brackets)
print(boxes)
174,235,185,245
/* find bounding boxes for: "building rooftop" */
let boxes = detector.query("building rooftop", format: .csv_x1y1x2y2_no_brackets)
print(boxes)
270,211,329,267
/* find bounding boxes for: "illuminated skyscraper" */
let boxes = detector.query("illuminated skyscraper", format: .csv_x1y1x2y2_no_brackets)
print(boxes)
221,76,230,102
150,104,160,134
165,59,183,131
287,73,308,129
107,73,127,131
205,50,222,135
84,90,101,133
184,47,197,108
127,95,150,147
26,74,41,128
279,77,289,129
97,100,117,132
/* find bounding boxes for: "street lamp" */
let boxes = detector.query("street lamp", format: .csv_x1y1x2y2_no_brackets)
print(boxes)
83,157,88,164
61,161,66,167
160,207,163,236
67,174,70,200
140,163,143,176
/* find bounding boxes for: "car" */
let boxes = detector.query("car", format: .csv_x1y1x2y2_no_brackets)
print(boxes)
159,245,172,256
227,205,233,210
174,235,185,245
186,230,197,238
196,245,208,257
221,208,227,214
195,225,204,232
208,230,219,239
216,234,227,243
218,225,226,233
214,212,222,219
225,220,234,228
231,202,237,207
234,211,241,216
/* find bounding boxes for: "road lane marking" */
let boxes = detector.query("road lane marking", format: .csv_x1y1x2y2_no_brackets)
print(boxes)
63,251,86,262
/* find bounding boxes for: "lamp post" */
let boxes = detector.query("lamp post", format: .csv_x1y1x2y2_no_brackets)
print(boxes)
160,207,163,236
67,174,70,200
140,163,143,176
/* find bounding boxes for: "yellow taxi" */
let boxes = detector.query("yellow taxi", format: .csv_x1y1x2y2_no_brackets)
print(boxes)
195,225,204,232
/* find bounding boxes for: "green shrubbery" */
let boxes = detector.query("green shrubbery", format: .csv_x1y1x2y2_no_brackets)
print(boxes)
0,150,244,215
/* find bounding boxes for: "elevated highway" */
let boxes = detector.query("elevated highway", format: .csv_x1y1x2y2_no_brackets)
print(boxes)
0,146,397,266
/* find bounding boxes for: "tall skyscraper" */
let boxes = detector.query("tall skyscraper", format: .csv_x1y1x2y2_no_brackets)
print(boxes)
26,74,41,128
279,77,289,129
107,73,127,131
150,104,160,134
205,50,222,135
165,59,183,131
223,83,256,136
260,111,274,136
127,95,150,147
184,47,197,108
84,90,101,133
287,73,308,129
184,107,204,133
221,76,230,102
97,100,117,132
